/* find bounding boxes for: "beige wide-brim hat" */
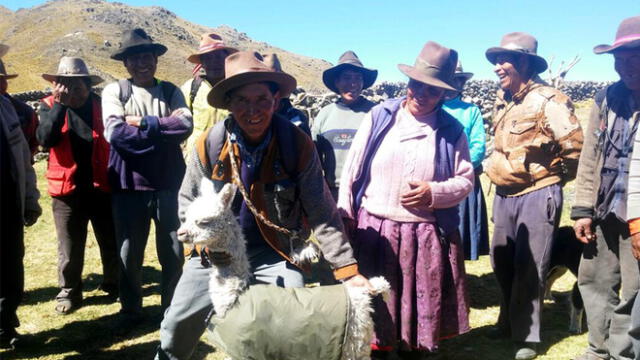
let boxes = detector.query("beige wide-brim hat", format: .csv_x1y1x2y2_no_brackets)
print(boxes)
594,16,640,54
187,33,238,64
42,56,103,85
485,32,548,74
398,41,458,91
322,50,377,94
0,60,18,79
207,51,297,109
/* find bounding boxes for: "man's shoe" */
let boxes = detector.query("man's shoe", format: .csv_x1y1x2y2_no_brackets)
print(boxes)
99,283,119,300
514,342,538,360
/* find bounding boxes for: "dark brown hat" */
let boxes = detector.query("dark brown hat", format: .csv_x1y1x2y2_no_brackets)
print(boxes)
594,16,640,54
111,28,168,61
398,41,458,91
187,33,238,64
42,56,103,85
0,60,17,79
322,51,377,93
207,51,297,109
485,32,548,74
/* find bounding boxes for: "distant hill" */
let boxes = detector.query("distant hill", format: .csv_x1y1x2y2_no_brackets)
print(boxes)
0,0,332,93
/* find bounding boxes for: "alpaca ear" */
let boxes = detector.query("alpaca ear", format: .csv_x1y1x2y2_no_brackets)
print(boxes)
199,178,216,199
218,182,237,208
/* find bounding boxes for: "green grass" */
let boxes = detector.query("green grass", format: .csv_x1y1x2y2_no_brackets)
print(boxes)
2,101,595,360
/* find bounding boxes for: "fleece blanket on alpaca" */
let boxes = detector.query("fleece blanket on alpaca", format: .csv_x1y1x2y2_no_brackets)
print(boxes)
209,284,349,360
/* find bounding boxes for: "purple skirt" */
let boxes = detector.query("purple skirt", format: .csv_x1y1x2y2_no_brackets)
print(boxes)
353,208,470,352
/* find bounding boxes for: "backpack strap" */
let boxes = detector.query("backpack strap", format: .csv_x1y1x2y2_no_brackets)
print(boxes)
118,79,133,105
198,118,229,177
189,76,203,111
159,80,178,107
272,115,299,180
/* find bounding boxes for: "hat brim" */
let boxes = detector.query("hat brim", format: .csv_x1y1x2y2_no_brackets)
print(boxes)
322,63,378,93
187,47,238,64
594,39,640,54
0,44,8,59
0,74,18,79
485,47,548,73
110,43,168,61
397,64,457,92
42,73,104,86
208,71,297,109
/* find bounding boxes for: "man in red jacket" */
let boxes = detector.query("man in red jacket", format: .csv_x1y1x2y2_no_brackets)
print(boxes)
36,57,118,315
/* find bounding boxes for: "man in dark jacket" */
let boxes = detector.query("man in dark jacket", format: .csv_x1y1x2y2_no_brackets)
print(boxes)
572,16,640,360
37,56,118,316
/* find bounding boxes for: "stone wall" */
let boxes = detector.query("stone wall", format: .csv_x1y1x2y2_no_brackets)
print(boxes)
11,80,611,121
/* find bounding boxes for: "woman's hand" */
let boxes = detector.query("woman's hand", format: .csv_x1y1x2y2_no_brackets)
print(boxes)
400,180,432,208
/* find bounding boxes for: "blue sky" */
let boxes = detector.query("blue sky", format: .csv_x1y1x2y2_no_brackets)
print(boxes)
3,0,639,82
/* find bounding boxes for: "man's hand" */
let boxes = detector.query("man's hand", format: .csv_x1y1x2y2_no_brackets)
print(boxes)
401,180,432,208
574,218,596,244
343,274,374,292
125,115,143,127
632,233,640,260
170,109,185,117
52,81,71,106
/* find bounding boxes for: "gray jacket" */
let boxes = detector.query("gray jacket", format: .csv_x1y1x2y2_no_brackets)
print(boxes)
571,81,639,220
1,95,41,222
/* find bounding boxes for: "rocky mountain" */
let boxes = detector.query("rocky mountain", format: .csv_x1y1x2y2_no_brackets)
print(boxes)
0,0,332,92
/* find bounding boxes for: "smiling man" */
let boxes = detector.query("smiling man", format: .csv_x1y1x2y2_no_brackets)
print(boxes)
156,51,370,360
101,28,193,335
572,16,640,360
312,51,377,200
484,32,583,360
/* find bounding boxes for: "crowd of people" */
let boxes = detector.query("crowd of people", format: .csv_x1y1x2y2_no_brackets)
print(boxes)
0,14,639,360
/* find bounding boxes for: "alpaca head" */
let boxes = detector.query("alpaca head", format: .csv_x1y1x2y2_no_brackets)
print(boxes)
178,179,238,252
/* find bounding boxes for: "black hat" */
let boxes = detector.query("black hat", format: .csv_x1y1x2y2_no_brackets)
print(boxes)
322,51,377,94
111,28,168,61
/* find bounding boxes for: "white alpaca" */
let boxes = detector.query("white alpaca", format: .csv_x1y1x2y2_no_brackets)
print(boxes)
179,179,390,360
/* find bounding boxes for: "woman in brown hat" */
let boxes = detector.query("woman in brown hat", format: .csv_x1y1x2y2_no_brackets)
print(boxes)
312,50,378,200
337,41,473,359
